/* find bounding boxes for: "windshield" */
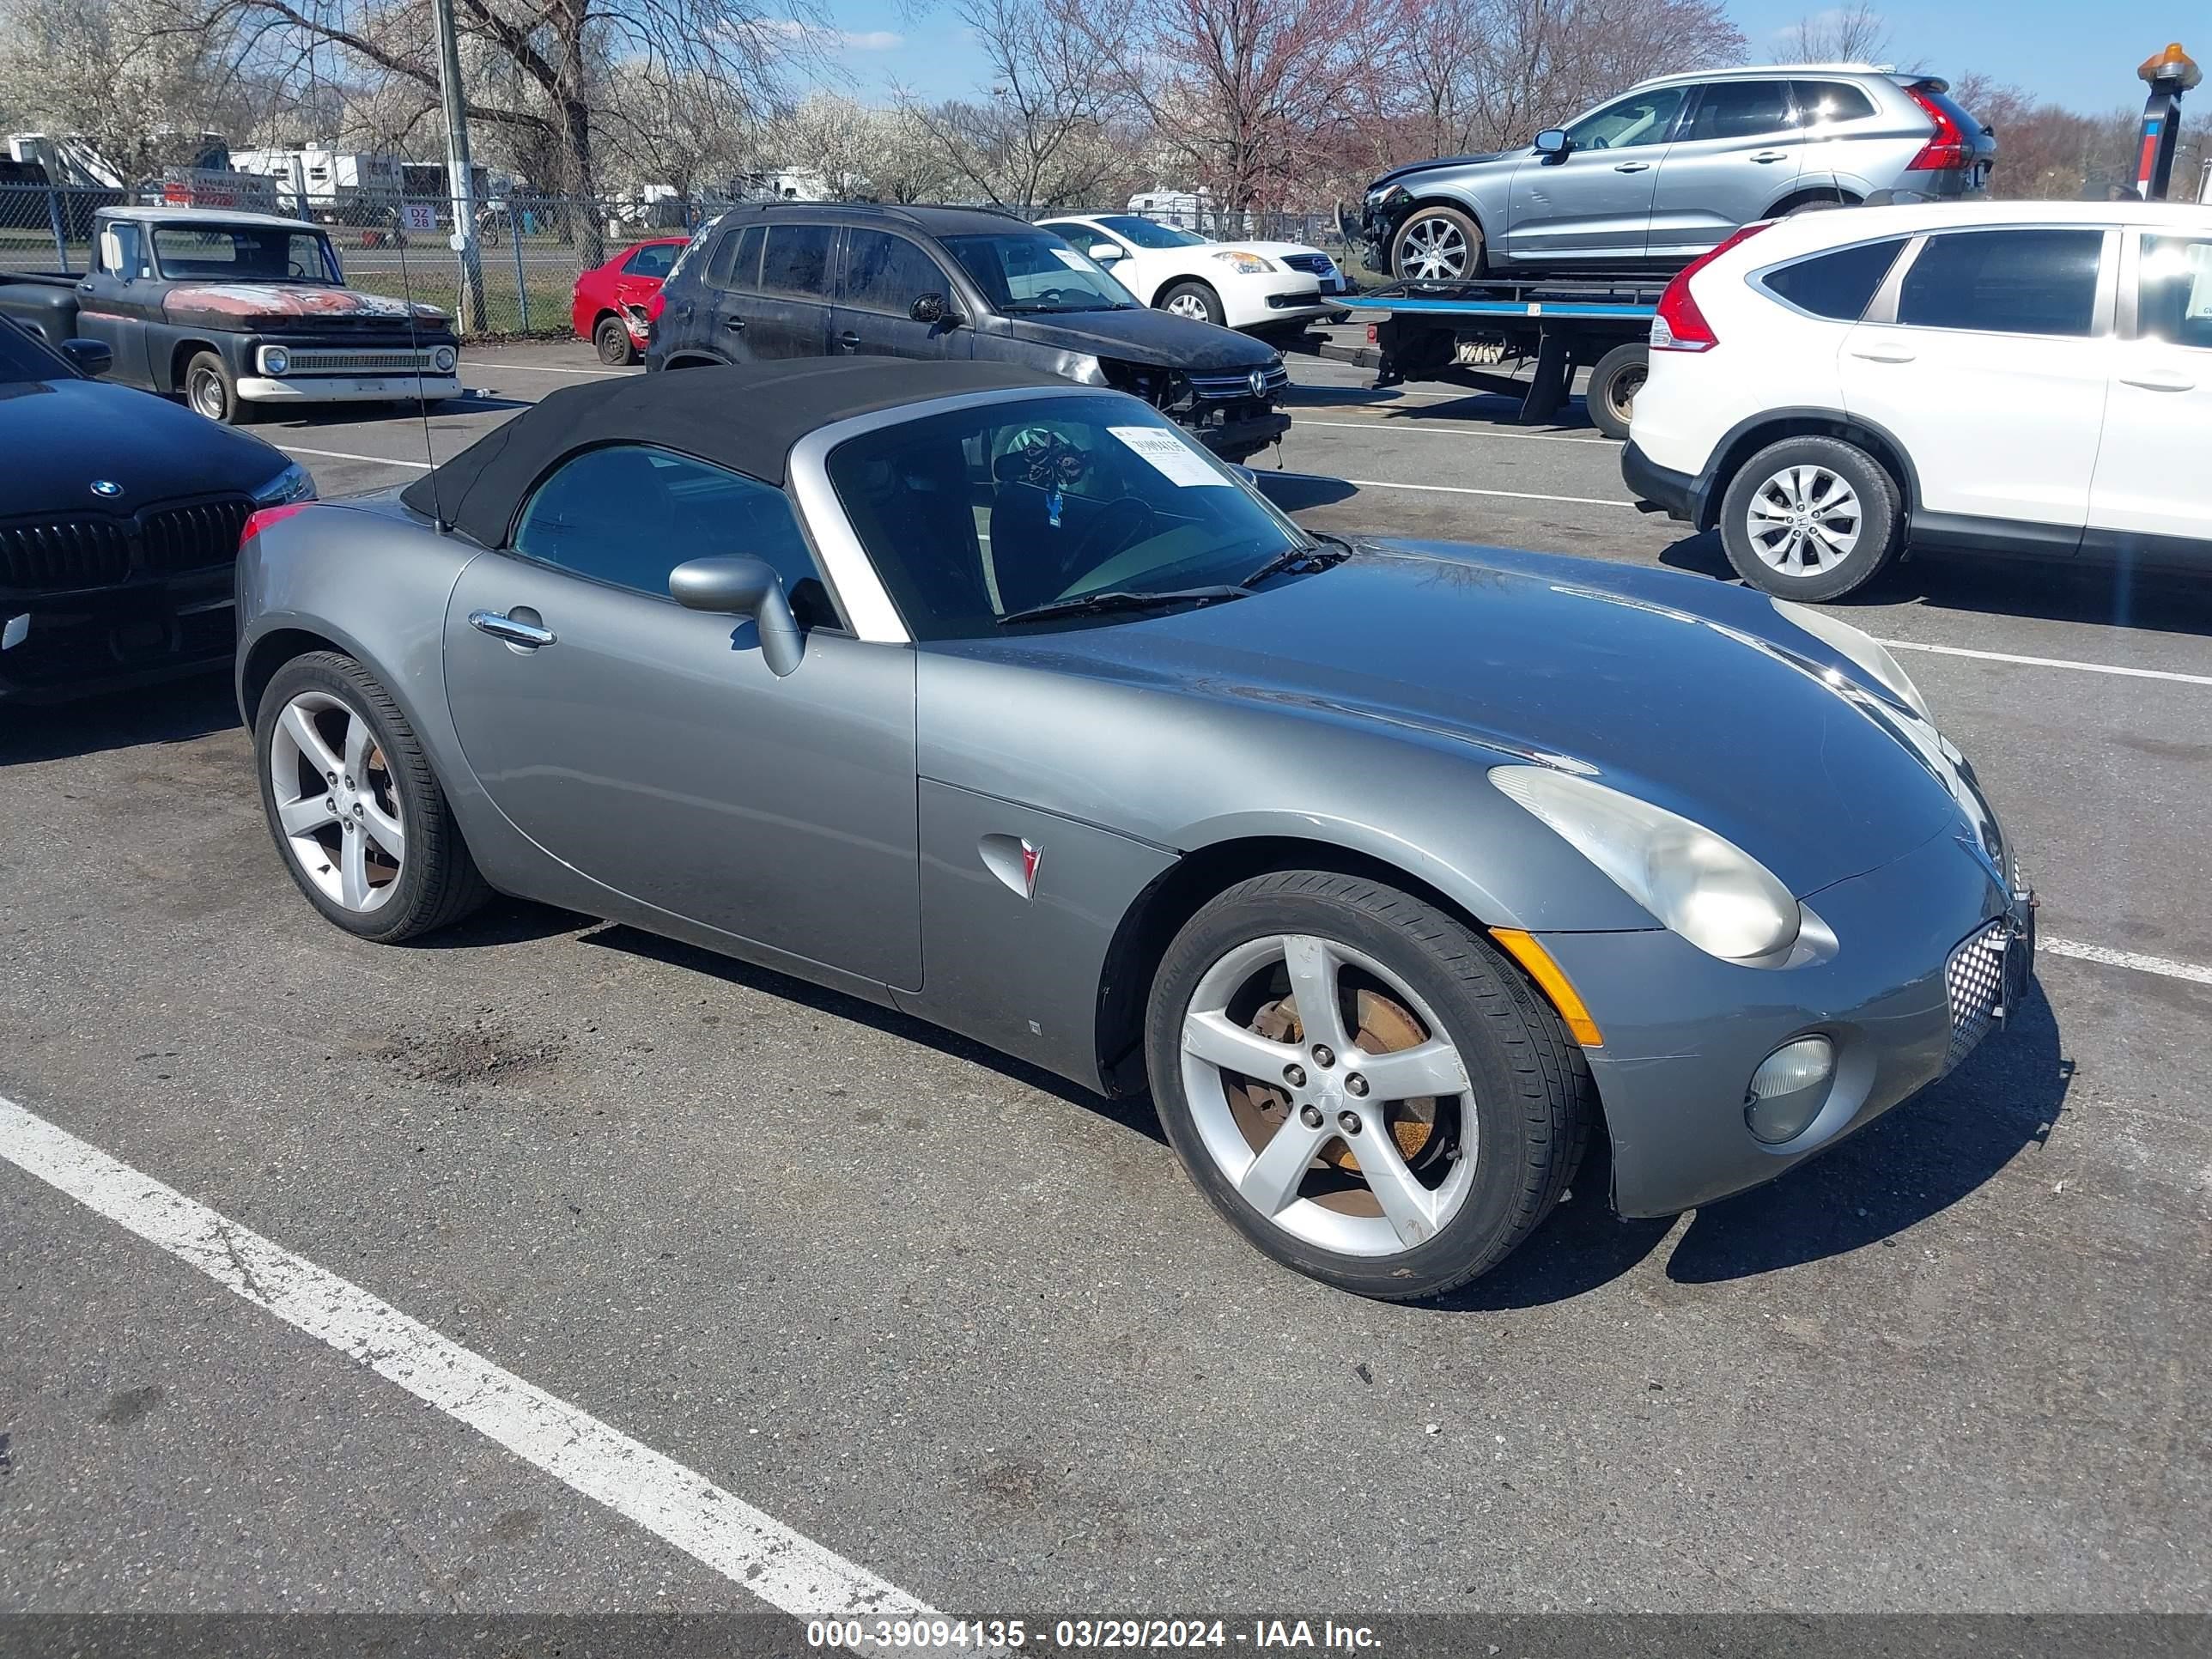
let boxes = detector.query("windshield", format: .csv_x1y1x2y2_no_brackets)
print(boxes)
151,226,338,283
0,317,68,383
1094,216,1208,250
940,233,1134,313
825,393,1312,639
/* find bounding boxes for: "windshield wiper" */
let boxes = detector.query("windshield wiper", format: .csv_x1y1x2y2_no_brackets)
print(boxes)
997,585,1251,627
1242,532,1355,589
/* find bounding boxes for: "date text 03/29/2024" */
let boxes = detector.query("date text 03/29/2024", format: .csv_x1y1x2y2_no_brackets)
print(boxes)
805,1618,1383,1651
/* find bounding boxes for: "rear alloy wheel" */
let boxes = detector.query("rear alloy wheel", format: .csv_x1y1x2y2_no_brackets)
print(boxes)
255,651,489,942
1719,434,1902,602
1146,871,1590,1300
1584,343,1647,441
594,313,638,366
1160,281,1225,325
1390,206,1484,282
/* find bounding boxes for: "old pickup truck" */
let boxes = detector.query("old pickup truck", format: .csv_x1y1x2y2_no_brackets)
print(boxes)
0,205,460,423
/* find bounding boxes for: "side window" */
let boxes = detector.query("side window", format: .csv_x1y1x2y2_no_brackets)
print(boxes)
760,224,834,298
98,222,143,278
1683,80,1797,143
623,242,678,278
1563,85,1689,151
842,229,949,313
1760,237,1909,321
511,445,839,627
706,226,763,289
1793,81,1876,125
1896,228,2104,337
2138,236,2212,349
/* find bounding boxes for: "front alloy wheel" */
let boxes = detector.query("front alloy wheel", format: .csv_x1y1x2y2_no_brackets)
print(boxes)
1146,870,1591,1299
1391,208,1482,282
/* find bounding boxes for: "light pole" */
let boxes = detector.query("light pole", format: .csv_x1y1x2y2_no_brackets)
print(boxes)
431,0,487,331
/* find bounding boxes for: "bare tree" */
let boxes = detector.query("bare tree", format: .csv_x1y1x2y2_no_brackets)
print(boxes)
1781,3,1893,65
900,0,1127,213
183,0,826,209
1465,0,1747,154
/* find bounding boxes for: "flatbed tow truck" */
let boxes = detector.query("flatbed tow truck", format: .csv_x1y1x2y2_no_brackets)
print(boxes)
1339,273,1666,440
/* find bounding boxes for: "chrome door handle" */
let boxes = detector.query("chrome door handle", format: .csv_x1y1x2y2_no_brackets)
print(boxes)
468,610,556,647
2120,369,2195,392
1850,343,1917,364
723,316,745,331
1750,149,1789,162
837,331,861,351
1613,161,1651,173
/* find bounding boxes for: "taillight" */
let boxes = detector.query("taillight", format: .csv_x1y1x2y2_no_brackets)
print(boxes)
645,289,667,321
1905,85,1972,171
241,502,311,545
1650,222,1771,353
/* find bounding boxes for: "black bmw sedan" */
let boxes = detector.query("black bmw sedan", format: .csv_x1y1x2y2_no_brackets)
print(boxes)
0,318,313,702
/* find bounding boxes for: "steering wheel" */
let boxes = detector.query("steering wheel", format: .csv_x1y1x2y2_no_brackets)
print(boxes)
1066,496,1155,574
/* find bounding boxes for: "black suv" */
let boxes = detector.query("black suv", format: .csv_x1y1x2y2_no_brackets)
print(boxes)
647,204,1291,464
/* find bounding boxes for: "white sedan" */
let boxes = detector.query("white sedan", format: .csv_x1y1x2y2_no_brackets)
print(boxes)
1036,213,1352,332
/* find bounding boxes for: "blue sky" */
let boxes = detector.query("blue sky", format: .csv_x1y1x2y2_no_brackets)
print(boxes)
796,0,2198,117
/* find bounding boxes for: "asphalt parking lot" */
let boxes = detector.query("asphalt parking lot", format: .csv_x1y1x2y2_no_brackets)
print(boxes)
3,337,2208,1627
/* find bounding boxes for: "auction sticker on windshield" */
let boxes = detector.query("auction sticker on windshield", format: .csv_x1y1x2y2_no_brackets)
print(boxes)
1110,426,1234,487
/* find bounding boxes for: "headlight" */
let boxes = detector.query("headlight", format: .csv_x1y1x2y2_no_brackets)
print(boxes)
1491,766,1800,962
1063,354,1109,386
1364,184,1407,209
1770,598,1930,721
257,345,290,375
251,460,316,507
432,344,458,374
1212,250,1274,275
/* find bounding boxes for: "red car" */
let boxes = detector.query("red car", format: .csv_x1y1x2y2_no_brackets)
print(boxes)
571,237,689,365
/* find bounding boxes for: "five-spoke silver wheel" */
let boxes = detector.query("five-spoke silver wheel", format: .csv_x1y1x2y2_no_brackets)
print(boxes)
1179,932,1476,1257
1165,292,1210,319
1745,465,1862,576
268,690,405,913
1395,214,1472,281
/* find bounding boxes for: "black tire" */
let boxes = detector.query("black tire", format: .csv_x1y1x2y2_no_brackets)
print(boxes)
1159,280,1225,326
184,349,254,425
1782,190,1853,216
592,313,637,366
1145,870,1593,1301
1718,434,1904,602
1584,343,1646,441
254,650,490,943
1389,204,1485,282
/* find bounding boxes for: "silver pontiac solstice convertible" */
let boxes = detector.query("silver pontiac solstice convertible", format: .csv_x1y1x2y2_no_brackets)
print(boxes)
236,359,2033,1299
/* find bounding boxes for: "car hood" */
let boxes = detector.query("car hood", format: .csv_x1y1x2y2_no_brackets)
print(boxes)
1371,152,1513,191
161,283,449,330
963,541,1964,897
1000,306,1277,370
0,376,288,516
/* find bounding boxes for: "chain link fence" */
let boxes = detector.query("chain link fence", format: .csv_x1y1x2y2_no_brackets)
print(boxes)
2,182,1353,339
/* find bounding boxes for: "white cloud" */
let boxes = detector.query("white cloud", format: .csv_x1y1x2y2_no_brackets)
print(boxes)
766,18,904,51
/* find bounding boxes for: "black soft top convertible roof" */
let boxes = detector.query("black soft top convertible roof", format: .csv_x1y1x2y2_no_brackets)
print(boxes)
401,357,1063,548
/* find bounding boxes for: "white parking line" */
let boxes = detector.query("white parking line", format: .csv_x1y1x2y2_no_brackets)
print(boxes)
2041,939,2212,987
1278,471,1639,509
1878,639,2212,690
279,444,433,471
1291,417,1618,447
0,1093,938,1622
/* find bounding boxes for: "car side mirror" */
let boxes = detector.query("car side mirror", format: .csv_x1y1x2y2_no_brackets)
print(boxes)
1087,241,1124,265
61,337,113,378
1534,129,1570,159
910,292,957,325
669,554,804,677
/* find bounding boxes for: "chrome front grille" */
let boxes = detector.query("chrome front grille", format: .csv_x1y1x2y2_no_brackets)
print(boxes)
1280,252,1334,276
280,348,447,374
1942,921,2009,1073
1187,363,1291,401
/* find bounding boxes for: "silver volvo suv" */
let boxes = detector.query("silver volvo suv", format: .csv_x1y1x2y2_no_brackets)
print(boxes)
1357,64,1996,280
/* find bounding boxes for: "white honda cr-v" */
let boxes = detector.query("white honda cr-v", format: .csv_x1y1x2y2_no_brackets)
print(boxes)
1623,198,2212,600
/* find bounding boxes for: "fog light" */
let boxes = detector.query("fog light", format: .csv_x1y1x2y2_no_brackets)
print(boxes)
259,345,290,375
432,345,458,373
1744,1036,1835,1144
